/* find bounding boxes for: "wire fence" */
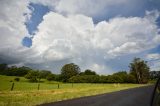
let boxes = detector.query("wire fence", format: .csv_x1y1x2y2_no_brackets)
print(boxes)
0,82,98,91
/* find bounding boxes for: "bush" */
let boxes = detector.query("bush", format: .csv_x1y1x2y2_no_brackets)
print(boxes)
99,75,108,83
69,75,100,83
25,71,39,82
29,77,38,82
126,74,136,83
107,75,123,83
46,74,55,81
14,77,20,82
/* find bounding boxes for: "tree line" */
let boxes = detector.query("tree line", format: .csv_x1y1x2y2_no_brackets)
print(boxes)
0,58,158,84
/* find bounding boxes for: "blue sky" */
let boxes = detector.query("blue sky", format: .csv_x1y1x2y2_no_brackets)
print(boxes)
25,3,50,35
0,0,160,74
23,1,160,48
22,3,50,47
25,0,160,32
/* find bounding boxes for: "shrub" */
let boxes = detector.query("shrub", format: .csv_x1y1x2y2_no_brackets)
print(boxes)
69,75,100,83
46,74,55,81
107,75,123,83
14,77,20,82
25,71,39,82
126,74,136,83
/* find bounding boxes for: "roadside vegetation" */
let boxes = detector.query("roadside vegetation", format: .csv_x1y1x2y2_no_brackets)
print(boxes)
0,58,158,84
0,57,159,105
0,75,147,106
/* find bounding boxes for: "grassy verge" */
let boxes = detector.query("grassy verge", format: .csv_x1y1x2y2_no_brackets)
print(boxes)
0,75,150,106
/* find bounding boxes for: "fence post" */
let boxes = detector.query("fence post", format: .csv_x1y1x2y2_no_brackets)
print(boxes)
58,83,59,89
38,83,40,90
11,82,14,91
72,83,73,88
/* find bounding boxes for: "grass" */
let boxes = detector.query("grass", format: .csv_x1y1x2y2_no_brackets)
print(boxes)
0,75,150,106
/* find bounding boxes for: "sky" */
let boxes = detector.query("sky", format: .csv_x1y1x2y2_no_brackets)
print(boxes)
0,0,160,74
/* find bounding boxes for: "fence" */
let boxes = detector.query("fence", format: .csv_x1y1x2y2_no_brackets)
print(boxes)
0,82,80,91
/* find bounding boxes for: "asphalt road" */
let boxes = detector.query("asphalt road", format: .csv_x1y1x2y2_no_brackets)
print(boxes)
40,85,154,106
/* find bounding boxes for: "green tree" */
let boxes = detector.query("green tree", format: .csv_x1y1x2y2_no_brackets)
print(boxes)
0,64,31,76
129,58,150,84
113,71,128,83
149,71,160,80
107,75,123,83
61,63,80,82
69,75,100,83
38,70,51,79
80,69,96,75
46,74,56,81
0,63,8,75
16,66,31,76
126,74,136,83
25,71,39,82
99,75,109,83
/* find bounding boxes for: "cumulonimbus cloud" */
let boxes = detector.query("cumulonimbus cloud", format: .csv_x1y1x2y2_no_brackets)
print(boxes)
0,0,160,74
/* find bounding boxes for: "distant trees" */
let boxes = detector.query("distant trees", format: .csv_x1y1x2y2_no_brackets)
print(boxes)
61,63,80,82
38,70,51,79
68,71,137,83
150,71,160,80
69,75,100,83
129,58,150,84
46,74,56,81
25,70,52,82
0,63,8,75
80,69,96,75
25,71,40,82
126,74,136,83
0,64,31,76
0,58,152,84
68,72,137,83
112,71,128,83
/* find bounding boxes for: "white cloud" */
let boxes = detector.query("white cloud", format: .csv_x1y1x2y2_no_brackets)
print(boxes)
0,0,45,70
146,53,160,71
89,63,113,74
146,53,160,60
54,0,143,18
30,0,149,20
31,0,131,16
0,0,160,74
31,10,160,73
105,11,160,56
151,61,160,71
108,42,139,56
0,0,30,46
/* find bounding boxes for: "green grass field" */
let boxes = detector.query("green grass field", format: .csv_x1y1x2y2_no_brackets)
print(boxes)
0,75,149,106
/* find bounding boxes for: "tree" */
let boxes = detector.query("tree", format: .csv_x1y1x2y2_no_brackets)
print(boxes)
0,63,8,75
16,66,31,76
113,71,128,83
7,66,18,76
25,71,39,82
126,74,136,83
99,75,109,83
61,63,80,82
68,75,100,83
0,64,31,76
107,75,123,83
14,77,20,82
38,70,51,79
46,74,56,81
80,69,96,75
150,71,160,80
129,58,150,84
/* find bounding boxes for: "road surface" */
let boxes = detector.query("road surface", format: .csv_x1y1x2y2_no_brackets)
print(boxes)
40,85,154,106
